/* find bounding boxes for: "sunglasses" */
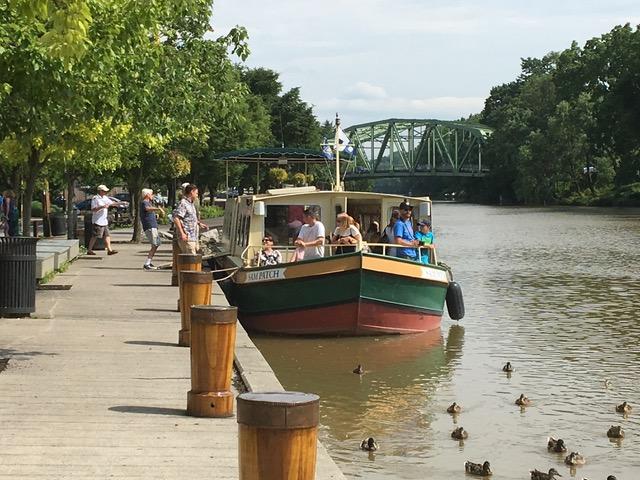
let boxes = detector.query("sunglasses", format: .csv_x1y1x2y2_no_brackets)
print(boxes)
262,238,272,243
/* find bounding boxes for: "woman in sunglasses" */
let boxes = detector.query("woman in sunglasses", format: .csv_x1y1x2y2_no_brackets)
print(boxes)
257,235,282,266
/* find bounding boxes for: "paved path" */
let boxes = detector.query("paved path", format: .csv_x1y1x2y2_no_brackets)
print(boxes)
0,239,345,479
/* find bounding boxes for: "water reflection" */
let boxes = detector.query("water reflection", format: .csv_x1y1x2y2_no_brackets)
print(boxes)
252,205,640,479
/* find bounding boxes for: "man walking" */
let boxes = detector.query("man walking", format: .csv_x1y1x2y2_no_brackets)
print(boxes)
87,185,120,256
140,188,164,270
173,184,208,254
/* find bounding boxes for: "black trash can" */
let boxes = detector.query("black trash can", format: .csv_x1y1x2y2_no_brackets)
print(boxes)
51,213,66,236
0,237,38,317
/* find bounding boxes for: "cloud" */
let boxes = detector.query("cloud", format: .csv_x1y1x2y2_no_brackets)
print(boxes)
315,82,484,122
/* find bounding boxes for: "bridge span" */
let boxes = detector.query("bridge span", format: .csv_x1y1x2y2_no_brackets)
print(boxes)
343,118,492,180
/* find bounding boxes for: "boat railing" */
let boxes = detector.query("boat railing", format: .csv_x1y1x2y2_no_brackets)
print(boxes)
240,242,438,267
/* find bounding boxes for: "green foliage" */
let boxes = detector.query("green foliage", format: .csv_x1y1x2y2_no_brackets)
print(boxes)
198,205,224,219
292,172,307,186
480,23,640,205
268,167,288,187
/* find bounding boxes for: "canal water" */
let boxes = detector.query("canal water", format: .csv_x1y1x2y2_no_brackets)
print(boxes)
251,205,640,479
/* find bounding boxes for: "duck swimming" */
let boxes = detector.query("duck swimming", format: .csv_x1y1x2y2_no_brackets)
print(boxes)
451,427,468,440
530,467,562,480
615,401,632,413
360,437,378,451
464,460,492,476
447,402,462,414
564,451,585,466
515,394,531,406
607,425,624,438
547,437,567,452
353,364,364,375
502,362,514,372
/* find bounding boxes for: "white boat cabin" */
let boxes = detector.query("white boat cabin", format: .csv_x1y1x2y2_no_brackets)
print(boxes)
220,187,433,265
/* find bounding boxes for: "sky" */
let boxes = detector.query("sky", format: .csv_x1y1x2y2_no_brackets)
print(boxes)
212,1,640,127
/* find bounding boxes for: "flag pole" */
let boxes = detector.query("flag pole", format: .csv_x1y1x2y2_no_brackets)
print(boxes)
334,113,342,192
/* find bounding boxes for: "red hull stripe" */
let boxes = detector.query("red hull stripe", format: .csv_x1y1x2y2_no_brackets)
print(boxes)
239,299,441,336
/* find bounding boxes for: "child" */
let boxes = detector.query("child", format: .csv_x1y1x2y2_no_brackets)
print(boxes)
415,220,434,265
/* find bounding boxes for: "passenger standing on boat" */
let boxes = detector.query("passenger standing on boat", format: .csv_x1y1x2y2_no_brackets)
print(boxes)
257,235,282,266
381,210,399,257
364,221,382,254
415,220,434,265
393,201,419,261
173,184,208,254
332,213,362,254
293,207,325,260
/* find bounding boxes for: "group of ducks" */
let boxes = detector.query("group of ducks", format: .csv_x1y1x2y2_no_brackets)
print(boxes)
357,361,630,479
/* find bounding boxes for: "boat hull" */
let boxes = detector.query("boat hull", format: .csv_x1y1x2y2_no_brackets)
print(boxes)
231,253,449,335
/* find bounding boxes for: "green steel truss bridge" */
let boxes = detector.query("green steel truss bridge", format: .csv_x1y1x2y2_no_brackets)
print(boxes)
343,119,492,179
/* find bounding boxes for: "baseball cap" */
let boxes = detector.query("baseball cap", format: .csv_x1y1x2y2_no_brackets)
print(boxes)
398,201,413,211
418,219,431,227
97,184,109,192
181,182,190,189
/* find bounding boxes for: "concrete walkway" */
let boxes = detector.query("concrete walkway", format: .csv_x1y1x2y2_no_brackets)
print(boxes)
0,238,345,478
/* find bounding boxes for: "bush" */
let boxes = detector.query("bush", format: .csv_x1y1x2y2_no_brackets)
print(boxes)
199,205,224,219
31,200,43,217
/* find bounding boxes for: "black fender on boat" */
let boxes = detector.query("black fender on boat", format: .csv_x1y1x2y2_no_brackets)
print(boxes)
446,281,465,320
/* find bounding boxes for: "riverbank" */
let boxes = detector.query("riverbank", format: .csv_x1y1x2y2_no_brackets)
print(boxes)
0,233,345,478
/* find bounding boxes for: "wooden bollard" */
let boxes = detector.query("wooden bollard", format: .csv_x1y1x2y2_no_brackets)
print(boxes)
171,236,180,286
187,305,237,417
178,271,212,346
176,253,202,311
237,391,320,480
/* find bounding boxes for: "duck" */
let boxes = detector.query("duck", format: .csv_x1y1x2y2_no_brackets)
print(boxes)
353,364,364,375
451,426,468,440
607,425,624,438
502,362,514,372
464,460,492,476
447,402,462,414
547,437,567,452
564,451,586,466
360,437,378,451
515,394,531,406
530,468,562,480
615,401,632,413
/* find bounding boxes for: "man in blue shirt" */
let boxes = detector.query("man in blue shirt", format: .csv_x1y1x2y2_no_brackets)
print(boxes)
393,201,419,260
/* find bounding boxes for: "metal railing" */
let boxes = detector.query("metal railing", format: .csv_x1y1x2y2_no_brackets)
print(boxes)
241,242,437,267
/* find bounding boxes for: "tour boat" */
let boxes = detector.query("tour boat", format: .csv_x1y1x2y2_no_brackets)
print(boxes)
215,187,464,335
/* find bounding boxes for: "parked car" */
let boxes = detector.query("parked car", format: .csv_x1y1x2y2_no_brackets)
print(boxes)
114,192,131,203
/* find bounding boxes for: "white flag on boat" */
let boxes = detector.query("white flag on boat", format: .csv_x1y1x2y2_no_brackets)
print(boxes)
336,127,355,156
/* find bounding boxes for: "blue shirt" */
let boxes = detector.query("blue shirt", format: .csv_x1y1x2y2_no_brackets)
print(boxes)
393,219,417,258
140,199,158,231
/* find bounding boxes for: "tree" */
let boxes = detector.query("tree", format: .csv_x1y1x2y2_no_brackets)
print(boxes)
268,167,288,188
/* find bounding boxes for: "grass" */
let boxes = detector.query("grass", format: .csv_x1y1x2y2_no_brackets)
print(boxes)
39,259,73,285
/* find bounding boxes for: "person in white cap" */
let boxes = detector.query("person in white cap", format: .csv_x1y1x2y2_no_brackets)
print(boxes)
87,185,122,256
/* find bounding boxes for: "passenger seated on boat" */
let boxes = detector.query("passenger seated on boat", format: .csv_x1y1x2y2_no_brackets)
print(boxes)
381,210,399,257
415,220,434,265
393,201,419,261
332,213,361,254
293,207,326,261
256,235,282,266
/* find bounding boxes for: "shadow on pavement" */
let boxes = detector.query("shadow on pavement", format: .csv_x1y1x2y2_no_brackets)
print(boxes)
113,284,174,287
124,340,180,347
109,406,186,416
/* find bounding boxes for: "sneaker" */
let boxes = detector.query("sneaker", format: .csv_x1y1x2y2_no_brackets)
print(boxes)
143,264,155,270
107,250,118,255
86,250,96,256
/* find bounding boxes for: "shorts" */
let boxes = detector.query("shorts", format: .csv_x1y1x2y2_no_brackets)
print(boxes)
178,238,198,254
92,224,110,238
144,228,162,247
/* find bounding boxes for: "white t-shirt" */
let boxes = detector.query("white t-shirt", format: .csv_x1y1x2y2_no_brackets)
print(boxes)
91,195,113,226
333,225,360,240
297,221,326,259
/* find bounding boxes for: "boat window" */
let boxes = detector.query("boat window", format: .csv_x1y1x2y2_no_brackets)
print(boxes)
264,205,321,246
235,200,251,248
